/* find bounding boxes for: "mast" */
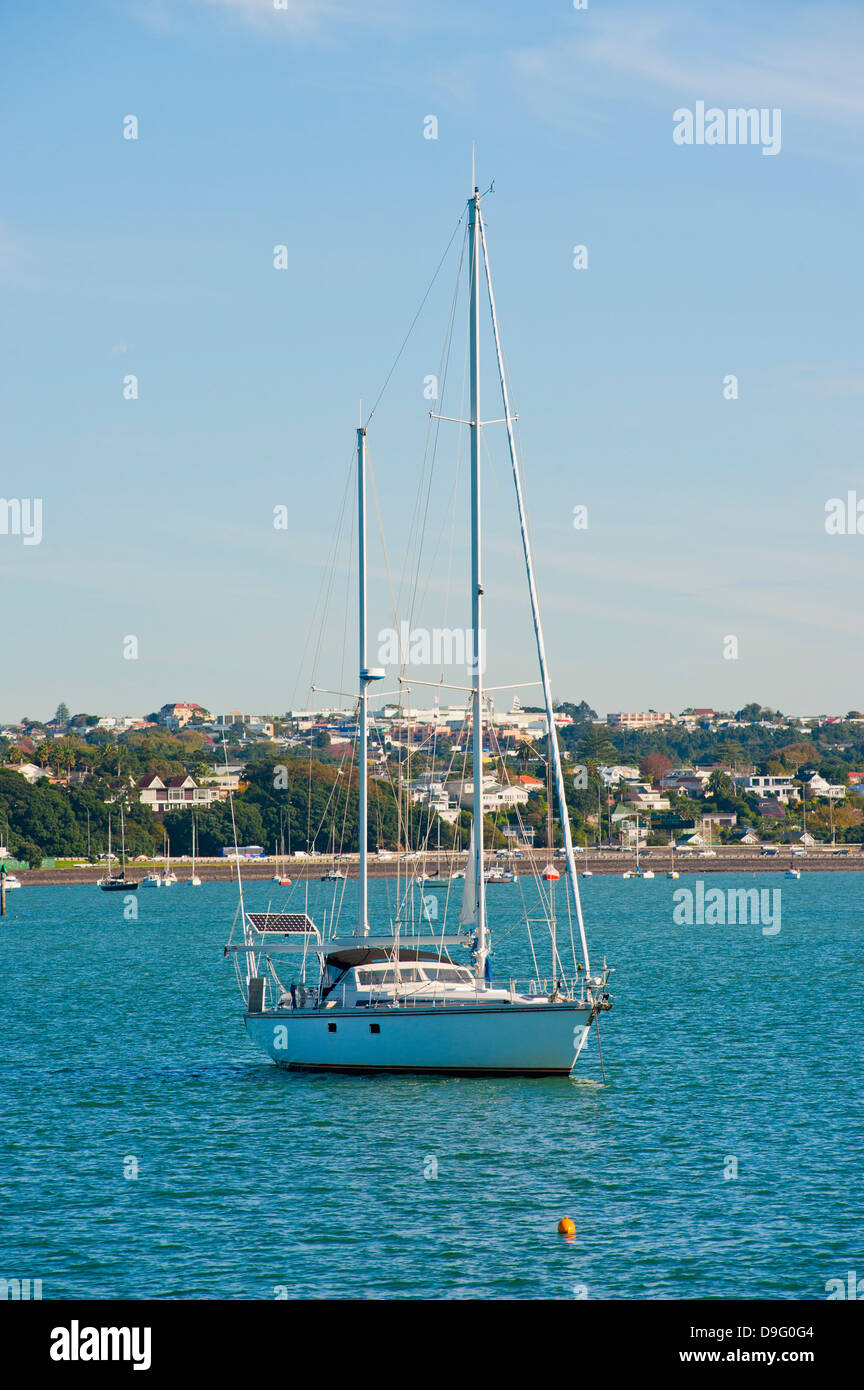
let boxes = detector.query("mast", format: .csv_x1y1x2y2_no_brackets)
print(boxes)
477,208,593,978
355,424,384,937
468,186,487,979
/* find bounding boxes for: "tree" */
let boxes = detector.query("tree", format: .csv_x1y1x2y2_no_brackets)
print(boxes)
640,753,672,785
736,703,763,722
54,703,71,726
706,770,736,808
578,726,617,765
555,700,598,724
17,840,43,869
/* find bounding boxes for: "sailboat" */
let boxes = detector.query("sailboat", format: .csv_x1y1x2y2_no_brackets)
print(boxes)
667,839,679,879
98,808,139,891
188,814,202,886
272,830,292,886
542,748,560,880
226,183,612,1075
320,824,345,880
162,835,177,886
417,819,446,886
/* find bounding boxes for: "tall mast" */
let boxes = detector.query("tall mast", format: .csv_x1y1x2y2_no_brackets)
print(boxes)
477,210,593,978
468,186,487,979
356,424,384,937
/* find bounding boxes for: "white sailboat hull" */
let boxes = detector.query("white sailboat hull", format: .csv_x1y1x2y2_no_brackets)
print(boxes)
244,1001,593,1076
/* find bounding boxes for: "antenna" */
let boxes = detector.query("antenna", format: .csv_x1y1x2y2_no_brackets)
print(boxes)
471,141,475,191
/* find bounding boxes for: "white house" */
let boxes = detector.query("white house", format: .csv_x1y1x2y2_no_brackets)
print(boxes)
599,764,641,787
804,773,846,801
447,776,529,811
735,774,799,805
6,762,52,784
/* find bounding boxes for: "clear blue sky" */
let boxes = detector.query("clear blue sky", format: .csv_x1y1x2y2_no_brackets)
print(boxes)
1,0,862,721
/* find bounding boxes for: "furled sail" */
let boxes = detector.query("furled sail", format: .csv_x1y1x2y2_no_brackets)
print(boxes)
459,825,475,927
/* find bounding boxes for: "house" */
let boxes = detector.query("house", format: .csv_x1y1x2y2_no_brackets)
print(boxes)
735,829,760,845
756,799,787,820
700,812,738,829
199,765,243,799
610,806,647,845
158,702,209,730
660,768,711,798
599,764,641,787
516,774,544,792
138,773,218,813
447,777,529,811
736,775,799,805
804,773,846,801
625,784,671,812
407,773,460,825
5,761,53,784
606,711,672,730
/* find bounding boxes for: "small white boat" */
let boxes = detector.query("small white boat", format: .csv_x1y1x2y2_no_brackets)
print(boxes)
188,817,203,886
484,866,515,884
639,869,655,879
581,870,593,878
321,869,346,881
667,870,679,879
542,864,560,881
142,873,162,887
785,867,801,879
450,870,465,881
2,873,22,890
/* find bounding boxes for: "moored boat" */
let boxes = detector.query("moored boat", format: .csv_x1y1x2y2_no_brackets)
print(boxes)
226,181,613,1076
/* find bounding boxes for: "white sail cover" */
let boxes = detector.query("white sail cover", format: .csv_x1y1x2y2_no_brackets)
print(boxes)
459,825,475,927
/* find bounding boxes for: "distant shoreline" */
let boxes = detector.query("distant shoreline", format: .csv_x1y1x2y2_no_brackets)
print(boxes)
8,851,864,886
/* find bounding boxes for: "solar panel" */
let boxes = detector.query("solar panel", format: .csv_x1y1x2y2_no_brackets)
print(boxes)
246,912,318,934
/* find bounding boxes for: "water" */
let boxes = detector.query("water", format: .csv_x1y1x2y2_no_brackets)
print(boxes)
1,874,861,1300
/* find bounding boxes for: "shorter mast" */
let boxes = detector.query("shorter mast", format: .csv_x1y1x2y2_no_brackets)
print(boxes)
355,424,384,937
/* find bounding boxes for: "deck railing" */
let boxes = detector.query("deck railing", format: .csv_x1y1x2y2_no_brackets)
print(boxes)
273,976,589,1011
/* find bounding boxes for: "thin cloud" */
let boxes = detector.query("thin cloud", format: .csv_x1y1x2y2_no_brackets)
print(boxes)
510,4,864,120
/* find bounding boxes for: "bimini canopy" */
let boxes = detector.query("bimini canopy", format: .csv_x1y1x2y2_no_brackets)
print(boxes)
324,946,451,971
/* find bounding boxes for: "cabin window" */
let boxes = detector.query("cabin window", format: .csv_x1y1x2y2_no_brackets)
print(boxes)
421,966,472,984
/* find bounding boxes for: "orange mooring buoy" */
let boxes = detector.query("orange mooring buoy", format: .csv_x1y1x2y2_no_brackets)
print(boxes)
557,1217,576,1236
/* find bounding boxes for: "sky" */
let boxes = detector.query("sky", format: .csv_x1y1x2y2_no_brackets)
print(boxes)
1,0,862,722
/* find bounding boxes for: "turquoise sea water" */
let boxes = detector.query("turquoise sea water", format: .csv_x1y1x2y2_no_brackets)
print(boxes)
1,874,861,1301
